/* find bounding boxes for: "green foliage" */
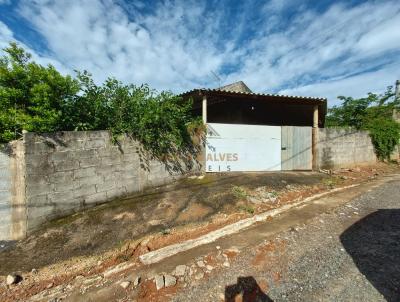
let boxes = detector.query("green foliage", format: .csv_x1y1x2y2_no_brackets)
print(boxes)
0,42,79,142
326,86,400,160
366,118,400,160
0,43,202,163
238,204,255,214
231,185,248,199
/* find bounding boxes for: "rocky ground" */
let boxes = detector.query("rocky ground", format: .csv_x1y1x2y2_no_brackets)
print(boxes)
173,173,400,302
1,163,399,301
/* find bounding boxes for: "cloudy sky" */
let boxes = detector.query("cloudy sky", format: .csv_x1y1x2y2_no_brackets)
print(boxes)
0,0,399,106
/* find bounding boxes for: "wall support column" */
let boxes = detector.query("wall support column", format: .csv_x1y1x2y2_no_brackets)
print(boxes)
312,105,319,170
202,95,207,124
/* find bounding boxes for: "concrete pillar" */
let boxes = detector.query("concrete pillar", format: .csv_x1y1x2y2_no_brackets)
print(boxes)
312,105,319,170
202,95,207,124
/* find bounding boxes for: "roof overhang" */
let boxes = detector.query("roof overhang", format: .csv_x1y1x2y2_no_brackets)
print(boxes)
180,88,328,125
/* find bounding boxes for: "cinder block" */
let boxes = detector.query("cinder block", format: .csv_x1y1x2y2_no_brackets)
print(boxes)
101,156,120,166
77,175,104,187
48,190,74,203
73,184,96,198
79,157,99,168
50,151,74,162
53,181,76,193
74,167,97,178
84,139,106,149
84,192,107,204
26,183,53,197
27,194,48,206
50,171,74,184
73,149,97,159
25,142,54,154
95,180,115,192
54,160,79,172
106,188,125,200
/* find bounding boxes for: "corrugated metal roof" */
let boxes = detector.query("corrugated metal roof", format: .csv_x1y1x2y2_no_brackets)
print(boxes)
180,88,327,102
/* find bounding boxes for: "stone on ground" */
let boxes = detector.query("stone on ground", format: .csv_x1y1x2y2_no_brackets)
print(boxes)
120,281,130,289
6,274,21,285
174,265,187,276
155,275,164,290
164,275,177,287
133,276,141,286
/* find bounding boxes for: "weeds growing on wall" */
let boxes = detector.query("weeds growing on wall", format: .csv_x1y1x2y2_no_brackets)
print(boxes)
326,87,400,160
0,43,204,163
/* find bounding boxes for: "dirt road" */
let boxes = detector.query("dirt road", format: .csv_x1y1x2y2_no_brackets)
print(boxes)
2,166,399,302
174,174,400,302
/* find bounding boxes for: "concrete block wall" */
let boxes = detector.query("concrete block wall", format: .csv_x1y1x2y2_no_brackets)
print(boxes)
0,131,200,240
0,146,12,240
0,141,26,240
317,128,377,169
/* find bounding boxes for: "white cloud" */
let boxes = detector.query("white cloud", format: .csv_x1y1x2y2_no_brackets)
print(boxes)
16,0,234,91
0,20,69,73
279,62,400,106
0,0,398,104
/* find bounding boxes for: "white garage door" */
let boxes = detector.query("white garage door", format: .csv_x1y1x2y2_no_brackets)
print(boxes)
206,123,281,172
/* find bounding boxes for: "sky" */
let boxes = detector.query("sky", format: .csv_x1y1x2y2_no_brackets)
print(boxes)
0,0,399,106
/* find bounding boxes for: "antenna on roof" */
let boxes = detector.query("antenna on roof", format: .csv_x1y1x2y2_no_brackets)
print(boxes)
211,71,221,89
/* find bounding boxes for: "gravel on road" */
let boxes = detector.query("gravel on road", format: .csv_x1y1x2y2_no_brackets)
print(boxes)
173,176,400,302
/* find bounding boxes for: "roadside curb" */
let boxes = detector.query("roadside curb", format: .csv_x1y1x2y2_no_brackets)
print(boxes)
139,184,360,265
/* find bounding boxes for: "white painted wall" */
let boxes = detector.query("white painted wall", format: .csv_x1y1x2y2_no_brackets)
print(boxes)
206,123,281,172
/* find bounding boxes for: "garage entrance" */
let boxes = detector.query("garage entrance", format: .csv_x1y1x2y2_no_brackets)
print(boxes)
205,123,312,172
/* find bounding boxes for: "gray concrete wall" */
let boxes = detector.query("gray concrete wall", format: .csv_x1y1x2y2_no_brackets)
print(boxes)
0,131,200,240
317,128,377,169
0,141,26,240
0,146,12,240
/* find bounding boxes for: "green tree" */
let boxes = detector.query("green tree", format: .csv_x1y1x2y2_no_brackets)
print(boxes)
326,86,400,160
0,42,202,165
0,43,79,142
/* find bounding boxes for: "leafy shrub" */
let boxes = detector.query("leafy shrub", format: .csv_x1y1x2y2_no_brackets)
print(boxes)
231,185,248,199
326,86,400,160
366,118,400,160
0,43,202,163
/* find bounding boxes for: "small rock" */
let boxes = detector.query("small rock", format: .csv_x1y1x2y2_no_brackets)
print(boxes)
164,275,176,287
6,274,21,285
120,281,130,289
133,276,141,286
196,260,205,268
194,272,204,280
155,275,164,290
216,246,221,250
31,268,38,275
174,265,187,277
219,293,225,300
206,265,213,271
148,219,162,226
223,261,230,267
46,282,54,289
188,175,197,179
197,175,205,180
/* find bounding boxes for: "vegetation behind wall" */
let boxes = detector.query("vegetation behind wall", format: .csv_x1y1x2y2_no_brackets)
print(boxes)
326,87,400,160
0,43,203,160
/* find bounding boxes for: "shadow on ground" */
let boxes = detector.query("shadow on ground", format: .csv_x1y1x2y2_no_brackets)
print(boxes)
225,276,273,302
340,209,400,302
